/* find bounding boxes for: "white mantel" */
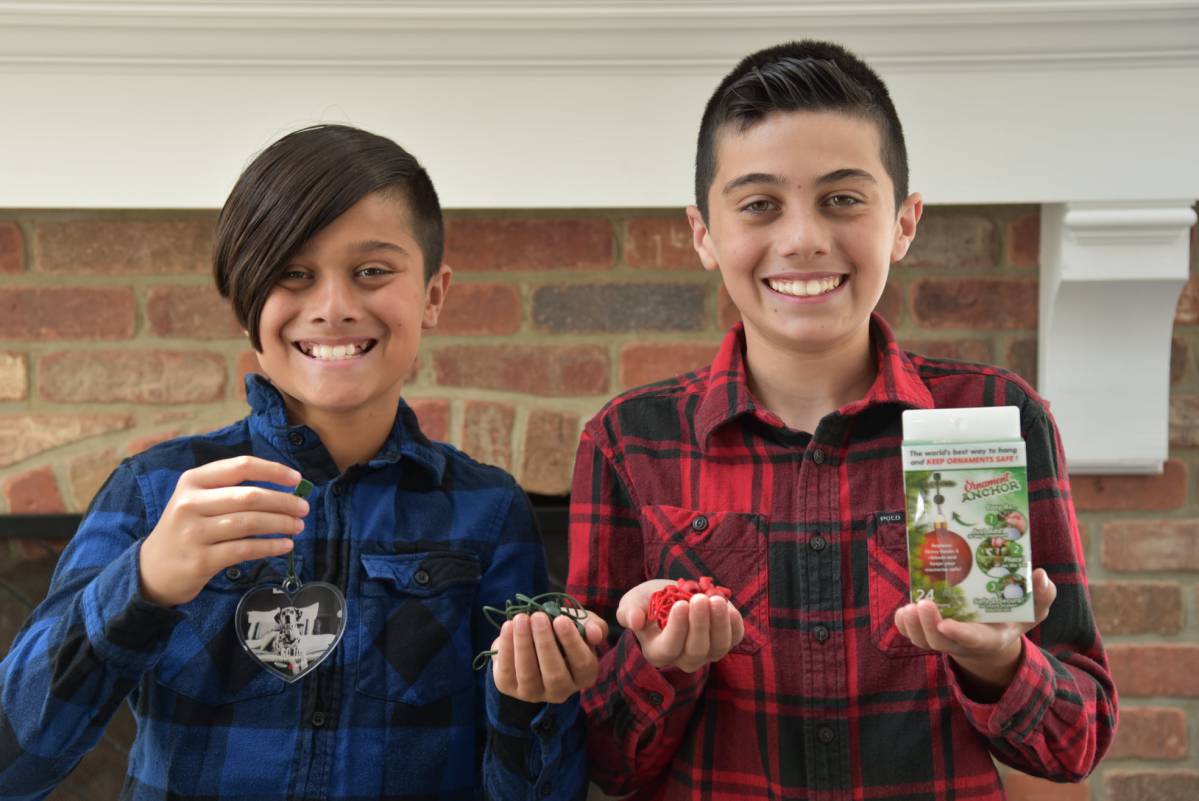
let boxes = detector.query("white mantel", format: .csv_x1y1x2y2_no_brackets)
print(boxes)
1,0,1197,472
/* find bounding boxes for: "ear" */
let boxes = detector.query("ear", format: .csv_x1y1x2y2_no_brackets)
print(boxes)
891,192,923,263
686,205,721,273
422,263,452,329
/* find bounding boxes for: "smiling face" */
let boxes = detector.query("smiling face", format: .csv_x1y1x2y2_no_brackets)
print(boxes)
255,191,449,426
688,110,920,360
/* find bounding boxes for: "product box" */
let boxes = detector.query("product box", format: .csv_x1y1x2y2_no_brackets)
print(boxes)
900,406,1033,622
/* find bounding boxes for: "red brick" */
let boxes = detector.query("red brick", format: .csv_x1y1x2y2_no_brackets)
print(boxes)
532,283,706,333
444,216,613,271
435,283,522,335
0,352,28,400
1006,212,1040,269
146,285,241,338
0,288,134,340
1107,645,1199,696
1101,520,1199,571
717,284,740,330
904,338,993,365
1074,459,1186,511
1169,395,1199,448
0,222,23,274
620,342,718,389
126,430,183,456
1089,581,1183,635
33,217,215,274
1175,273,1199,325
1171,336,1189,384
462,402,515,470
520,409,580,495
0,414,133,468
1108,706,1188,759
1006,337,1037,387
2,467,65,514
235,349,261,400
624,216,700,270
433,345,609,396
1001,771,1089,801
1104,770,1199,801
874,282,902,324
406,398,450,442
911,279,1038,330
69,449,120,510
902,211,999,269
40,350,227,403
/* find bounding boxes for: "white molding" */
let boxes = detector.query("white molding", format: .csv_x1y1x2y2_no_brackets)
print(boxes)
1039,201,1197,474
0,1,1197,73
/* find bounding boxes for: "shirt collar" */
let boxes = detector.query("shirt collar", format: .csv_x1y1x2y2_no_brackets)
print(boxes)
244,373,446,482
695,312,934,445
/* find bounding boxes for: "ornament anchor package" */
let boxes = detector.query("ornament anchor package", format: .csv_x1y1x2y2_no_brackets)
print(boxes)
901,406,1034,623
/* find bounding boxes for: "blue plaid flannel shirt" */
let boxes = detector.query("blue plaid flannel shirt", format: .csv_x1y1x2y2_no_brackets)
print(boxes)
0,376,586,800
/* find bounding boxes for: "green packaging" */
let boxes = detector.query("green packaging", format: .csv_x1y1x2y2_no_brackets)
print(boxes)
901,407,1033,623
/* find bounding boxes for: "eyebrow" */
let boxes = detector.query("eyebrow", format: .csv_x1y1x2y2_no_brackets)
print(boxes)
722,167,878,195
349,240,408,256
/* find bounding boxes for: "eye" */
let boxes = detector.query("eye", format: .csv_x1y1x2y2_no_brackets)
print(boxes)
278,268,312,283
356,264,395,279
825,194,862,208
740,198,778,215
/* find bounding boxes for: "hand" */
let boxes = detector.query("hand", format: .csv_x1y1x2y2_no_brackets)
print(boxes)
491,610,608,703
894,568,1057,692
616,578,745,673
139,456,309,607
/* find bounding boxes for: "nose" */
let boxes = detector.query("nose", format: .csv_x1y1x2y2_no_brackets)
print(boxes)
777,206,831,260
309,273,360,324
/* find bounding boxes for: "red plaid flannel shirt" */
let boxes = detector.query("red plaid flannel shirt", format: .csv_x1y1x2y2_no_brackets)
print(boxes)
567,314,1115,801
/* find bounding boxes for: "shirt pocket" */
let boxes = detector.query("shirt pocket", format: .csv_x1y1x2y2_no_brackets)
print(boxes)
639,504,768,655
355,550,481,705
866,511,926,658
153,555,297,704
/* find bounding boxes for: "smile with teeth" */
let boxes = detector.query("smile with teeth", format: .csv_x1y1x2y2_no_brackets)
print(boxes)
766,275,846,298
295,340,376,361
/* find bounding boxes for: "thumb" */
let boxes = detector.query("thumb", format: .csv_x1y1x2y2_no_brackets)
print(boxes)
1032,568,1057,626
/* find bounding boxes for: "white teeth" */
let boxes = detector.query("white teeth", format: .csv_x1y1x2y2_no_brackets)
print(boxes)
301,342,369,361
767,275,844,297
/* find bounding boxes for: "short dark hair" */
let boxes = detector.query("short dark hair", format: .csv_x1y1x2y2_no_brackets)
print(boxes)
215,124,444,351
695,40,908,220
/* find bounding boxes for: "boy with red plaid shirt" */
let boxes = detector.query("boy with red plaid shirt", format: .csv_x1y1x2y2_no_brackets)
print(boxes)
567,40,1115,801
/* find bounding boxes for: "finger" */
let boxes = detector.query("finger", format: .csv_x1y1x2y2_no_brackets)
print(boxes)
583,612,608,646
936,618,994,651
511,614,544,696
554,616,598,688
707,596,732,657
727,604,746,649
201,511,305,544
617,579,671,630
530,613,572,696
1032,569,1057,625
646,600,690,665
914,600,956,652
491,622,517,694
206,534,294,572
183,456,302,491
898,604,931,650
681,594,712,666
184,485,310,519
616,601,646,632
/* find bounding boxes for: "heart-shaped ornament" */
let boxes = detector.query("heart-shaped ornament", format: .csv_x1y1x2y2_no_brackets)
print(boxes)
234,581,346,683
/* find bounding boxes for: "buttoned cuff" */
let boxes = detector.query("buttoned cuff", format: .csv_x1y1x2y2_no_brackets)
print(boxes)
484,670,583,797
615,628,709,729
81,539,183,676
947,635,1056,742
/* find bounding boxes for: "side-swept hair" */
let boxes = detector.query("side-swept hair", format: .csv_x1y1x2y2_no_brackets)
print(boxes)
695,40,908,220
214,124,443,351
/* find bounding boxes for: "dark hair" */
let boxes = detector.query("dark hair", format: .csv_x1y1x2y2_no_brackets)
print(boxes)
695,40,908,220
214,124,443,351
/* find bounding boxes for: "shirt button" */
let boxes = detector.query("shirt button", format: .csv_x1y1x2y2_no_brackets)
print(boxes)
311,711,326,727
812,625,830,643
647,691,663,706
288,431,305,447
536,717,555,738
809,535,827,552
539,782,553,797
224,566,242,581
691,515,709,532
817,726,835,744
332,483,344,496
413,569,431,586
812,448,826,464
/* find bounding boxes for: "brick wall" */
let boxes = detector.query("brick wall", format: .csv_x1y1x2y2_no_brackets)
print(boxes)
0,206,1197,800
